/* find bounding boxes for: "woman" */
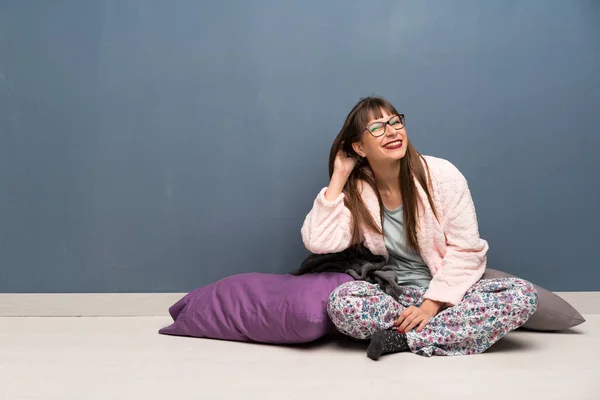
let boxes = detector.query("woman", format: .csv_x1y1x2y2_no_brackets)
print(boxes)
301,96,538,359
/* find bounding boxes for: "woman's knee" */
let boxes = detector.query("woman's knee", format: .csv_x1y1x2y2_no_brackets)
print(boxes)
511,278,539,314
329,280,376,299
327,281,394,340
326,281,364,337
327,281,372,315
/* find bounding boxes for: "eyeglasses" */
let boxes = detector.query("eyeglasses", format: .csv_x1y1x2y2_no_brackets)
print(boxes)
363,114,405,138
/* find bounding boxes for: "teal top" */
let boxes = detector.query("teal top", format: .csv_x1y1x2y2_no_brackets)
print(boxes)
383,205,433,288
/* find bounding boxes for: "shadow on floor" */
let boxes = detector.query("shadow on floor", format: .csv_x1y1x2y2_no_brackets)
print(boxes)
519,327,585,335
286,334,366,352
290,331,546,354
486,335,533,353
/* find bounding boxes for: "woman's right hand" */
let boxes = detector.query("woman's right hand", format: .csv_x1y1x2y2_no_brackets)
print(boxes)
333,150,359,178
325,150,359,202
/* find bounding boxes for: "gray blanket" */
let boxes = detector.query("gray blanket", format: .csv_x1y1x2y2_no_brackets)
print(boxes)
292,245,405,300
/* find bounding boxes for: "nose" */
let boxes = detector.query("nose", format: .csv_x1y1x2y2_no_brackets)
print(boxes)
384,123,397,136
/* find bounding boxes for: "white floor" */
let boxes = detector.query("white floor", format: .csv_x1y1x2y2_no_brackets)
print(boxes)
1,316,598,400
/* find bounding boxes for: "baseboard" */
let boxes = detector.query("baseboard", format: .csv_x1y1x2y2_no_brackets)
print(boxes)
0,293,186,317
550,292,600,316
0,292,599,317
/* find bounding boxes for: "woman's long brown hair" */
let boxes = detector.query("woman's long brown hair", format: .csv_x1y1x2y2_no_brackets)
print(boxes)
329,97,438,252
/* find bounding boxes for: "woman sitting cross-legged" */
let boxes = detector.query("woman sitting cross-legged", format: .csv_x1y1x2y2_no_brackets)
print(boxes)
301,96,538,359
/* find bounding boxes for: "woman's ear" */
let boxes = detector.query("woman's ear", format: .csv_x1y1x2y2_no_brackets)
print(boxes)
352,142,365,158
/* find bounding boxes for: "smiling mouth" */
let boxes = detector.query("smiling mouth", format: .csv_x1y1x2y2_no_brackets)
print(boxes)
383,140,403,149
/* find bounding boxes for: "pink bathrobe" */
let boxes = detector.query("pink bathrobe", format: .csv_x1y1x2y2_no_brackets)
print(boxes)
301,155,489,306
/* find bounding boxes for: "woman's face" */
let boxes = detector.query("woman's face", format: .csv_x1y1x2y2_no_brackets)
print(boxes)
352,110,408,164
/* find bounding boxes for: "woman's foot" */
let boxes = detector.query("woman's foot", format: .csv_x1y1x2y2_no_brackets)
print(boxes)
367,330,409,360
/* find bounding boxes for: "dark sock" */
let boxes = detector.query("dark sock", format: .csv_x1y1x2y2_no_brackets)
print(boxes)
367,330,409,360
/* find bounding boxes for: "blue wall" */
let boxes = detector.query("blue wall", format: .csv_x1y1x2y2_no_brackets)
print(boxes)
1,0,599,292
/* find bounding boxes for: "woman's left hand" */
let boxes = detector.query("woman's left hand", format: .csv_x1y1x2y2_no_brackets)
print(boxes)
395,299,444,333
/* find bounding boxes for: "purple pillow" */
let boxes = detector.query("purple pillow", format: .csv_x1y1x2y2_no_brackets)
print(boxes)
159,272,354,344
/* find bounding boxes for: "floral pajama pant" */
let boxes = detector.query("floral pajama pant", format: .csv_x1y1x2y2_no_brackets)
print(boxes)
327,278,538,357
